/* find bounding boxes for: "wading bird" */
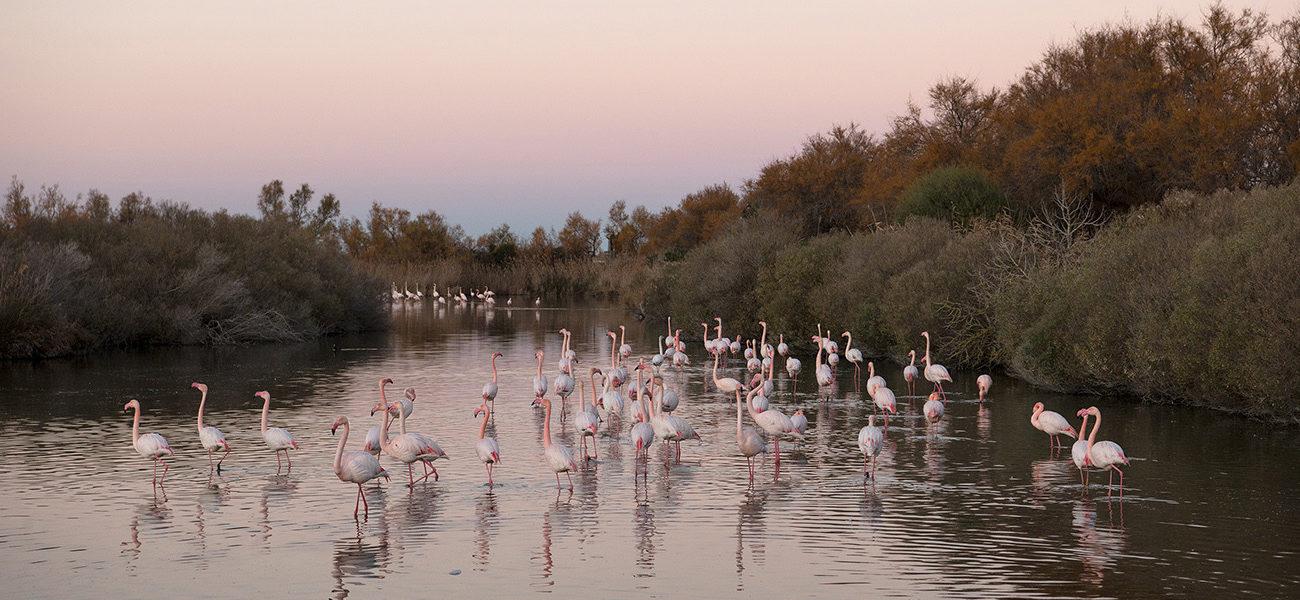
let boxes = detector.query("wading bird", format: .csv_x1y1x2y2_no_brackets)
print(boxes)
576,373,600,463
977,374,993,401
1071,409,1092,486
330,416,388,518
1081,406,1129,496
735,388,768,482
124,399,173,486
923,391,945,423
192,382,230,473
378,399,447,488
903,351,919,397
482,352,502,408
474,400,501,486
920,332,951,400
256,391,298,472
539,396,577,490
842,331,864,384
1030,402,1078,450
858,415,883,482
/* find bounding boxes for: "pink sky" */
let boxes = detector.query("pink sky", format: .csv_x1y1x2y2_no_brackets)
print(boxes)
0,1,1283,233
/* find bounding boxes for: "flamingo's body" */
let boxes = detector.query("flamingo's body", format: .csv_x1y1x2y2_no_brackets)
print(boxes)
865,361,886,397
648,370,698,463
576,372,601,462
364,378,399,457
330,416,388,518
871,385,897,425
124,399,173,485
858,415,884,481
539,396,578,489
712,350,743,395
790,409,808,436
532,350,549,402
482,352,502,405
379,400,447,487
1081,406,1129,496
903,350,920,396
777,334,789,357
1031,402,1078,450
977,374,993,401
920,332,952,400
474,401,501,485
192,383,230,472
256,391,298,472
747,386,799,464
842,331,864,383
735,389,768,481
923,391,945,423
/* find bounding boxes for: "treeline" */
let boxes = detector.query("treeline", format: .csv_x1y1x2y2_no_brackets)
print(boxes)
0,180,385,358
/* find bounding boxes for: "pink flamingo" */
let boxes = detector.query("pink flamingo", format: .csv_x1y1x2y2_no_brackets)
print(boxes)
1071,409,1092,485
977,374,993,401
858,415,884,482
482,352,502,407
735,388,768,481
1030,402,1078,450
474,399,501,486
539,395,578,489
903,350,919,396
192,382,230,473
1081,406,1130,496
329,416,389,518
532,349,549,404
923,391,945,423
378,399,447,487
575,372,600,463
920,332,951,400
256,391,298,473
124,399,173,486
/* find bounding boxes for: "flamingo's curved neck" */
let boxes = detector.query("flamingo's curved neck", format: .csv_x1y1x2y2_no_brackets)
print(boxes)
657,335,664,354
667,316,672,338
909,352,916,367
1087,410,1101,451
923,334,932,367
815,325,823,367
397,401,409,436
542,401,553,448
712,350,722,382
1078,414,1091,443
260,397,270,433
609,335,617,369
844,332,852,353
868,362,875,378
130,405,140,444
536,352,543,378
196,390,207,432
1031,404,1043,427
333,421,348,474
478,405,490,440
735,390,743,437
491,355,499,383
619,327,625,352
701,324,709,345
745,387,762,421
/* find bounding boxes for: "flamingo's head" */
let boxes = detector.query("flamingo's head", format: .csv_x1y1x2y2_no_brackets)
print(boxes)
123,399,139,412
473,404,485,418
793,408,804,417
759,320,766,327
330,416,347,434
928,392,941,402
608,331,617,339
254,391,270,402
1032,402,1045,413
1076,408,1088,418
405,387,417,402
842,331,850,337
190,382,208,393
921,331,930,338
1085,406,1100,417
380,377,394,386
492,352,503,359
908,350,916,358
369,401,384,416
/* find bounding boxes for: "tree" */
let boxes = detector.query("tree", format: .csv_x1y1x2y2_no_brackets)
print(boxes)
743,124,876,236
288,183,313,225
900,166,1008,224
257,180,286,221
558,211,602,258
475,223,519,266
644,183,741,259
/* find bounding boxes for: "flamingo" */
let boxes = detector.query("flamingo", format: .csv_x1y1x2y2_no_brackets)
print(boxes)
256,391,298,472
747,374,770,413
575,372,600,463
329,416,389,518
630,377,656,473
539,396,578,489
474,400,501,486
977,374,993,401
619,325,632,359
607,331,628,387
777,334,789,357
786,356,802,382
923,391,945,423
364,377,398,457
1030,402,1078,450
646,366,699,463
1071,409,1092,486
903,350,920,396
865,362,886,397
746,385,799,465
672,329,689,367
482,352,502,407
562,328,577,363
871,385,898,426
920,332,952,400
1081,406,1129,496
663,317,676,358
124,399,173,485
713,349,743,395
790,408,808,436
554,344,576,416
842,331,864,384
191,382,230,473
532,349,549,403
534,297,541,306
379,399,448,487
758,321,774,361
734,388,768,482
858,415,884,481
652,335,666,367
744,339,756,361
658,384,680,414
814,327,834,387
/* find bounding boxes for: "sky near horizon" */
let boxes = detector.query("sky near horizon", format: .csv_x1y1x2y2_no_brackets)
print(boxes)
0,1,1282,235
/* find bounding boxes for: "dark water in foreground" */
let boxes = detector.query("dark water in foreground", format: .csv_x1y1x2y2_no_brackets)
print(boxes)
0,303,1296,598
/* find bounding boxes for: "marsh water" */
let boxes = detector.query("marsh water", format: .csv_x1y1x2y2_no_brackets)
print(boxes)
0,303,1296,599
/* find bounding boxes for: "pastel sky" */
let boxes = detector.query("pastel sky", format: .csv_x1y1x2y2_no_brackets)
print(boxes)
0,1,1281,234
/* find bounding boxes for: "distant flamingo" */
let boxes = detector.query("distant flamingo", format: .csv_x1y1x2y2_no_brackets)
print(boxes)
790,408,808,436
871,385,898,426
977,374,993,401
474,400,501,485
647,366,699,463
532,349,549,403
758,321,774,361
903,351,920,396
1081,406,1130,496
777,334,789,357
652,335,666,366
1030,402,1078,450
482,352,502,407
842,331,864,384
630,375,656,474
1071,409,1092,486
256,391,298,472
865,362,886,397
329,416,388,518
124,399,173,485
192,382,230,472
575,372,600,462
734,388,768,482
672,329,689,367
814,326,834,387
364,377,396,457
923,391,945,423
920,332,952,400
619,325,632,359
663,317,676,359
539,396,578,489
858,415,884,482
746,385,799,465
785,356,802,382
712,349,743,395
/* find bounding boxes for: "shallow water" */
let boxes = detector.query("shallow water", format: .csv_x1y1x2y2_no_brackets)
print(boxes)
0,303,1297,598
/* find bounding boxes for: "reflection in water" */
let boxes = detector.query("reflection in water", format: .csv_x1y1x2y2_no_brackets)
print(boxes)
3,305,1298,598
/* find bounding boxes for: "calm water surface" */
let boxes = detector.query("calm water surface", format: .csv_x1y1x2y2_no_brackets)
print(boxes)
1,303,1297,598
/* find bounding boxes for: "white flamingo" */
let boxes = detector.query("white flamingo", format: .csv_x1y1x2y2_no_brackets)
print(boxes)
256,391,298,472
920,331,952,400
630,378,656,474
842,331,864,384
124,399,173,485
191,382,230,473
619,325,632,359
329,416,388,518
532,349,549,403
364,377,397,457
865,361,886,397
871,385,897,426
379,398,448,487
777,334,789,357
712,349,743,395
858,415,884,481
814,327,834,387
977,374,993,401
903,350,920,396
482,352,502,407
746,385,799,465
575,372,601,463
539,396,577,490
1071,409,1092,486
1081,406,1130,496
923,391,945,423
734,388,768,482
1030,402,1078,450
474,400,501,486
647,366,699,463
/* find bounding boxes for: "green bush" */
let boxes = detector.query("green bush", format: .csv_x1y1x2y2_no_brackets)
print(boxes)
900,166,1008,224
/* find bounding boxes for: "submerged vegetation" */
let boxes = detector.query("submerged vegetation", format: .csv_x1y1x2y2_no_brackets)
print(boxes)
2,6,1298,420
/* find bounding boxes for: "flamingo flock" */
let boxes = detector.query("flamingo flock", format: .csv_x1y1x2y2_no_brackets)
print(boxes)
390,283,539,308
121,318,1134,520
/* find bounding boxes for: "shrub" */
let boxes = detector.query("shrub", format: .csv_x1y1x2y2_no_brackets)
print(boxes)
900,166,1008,224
